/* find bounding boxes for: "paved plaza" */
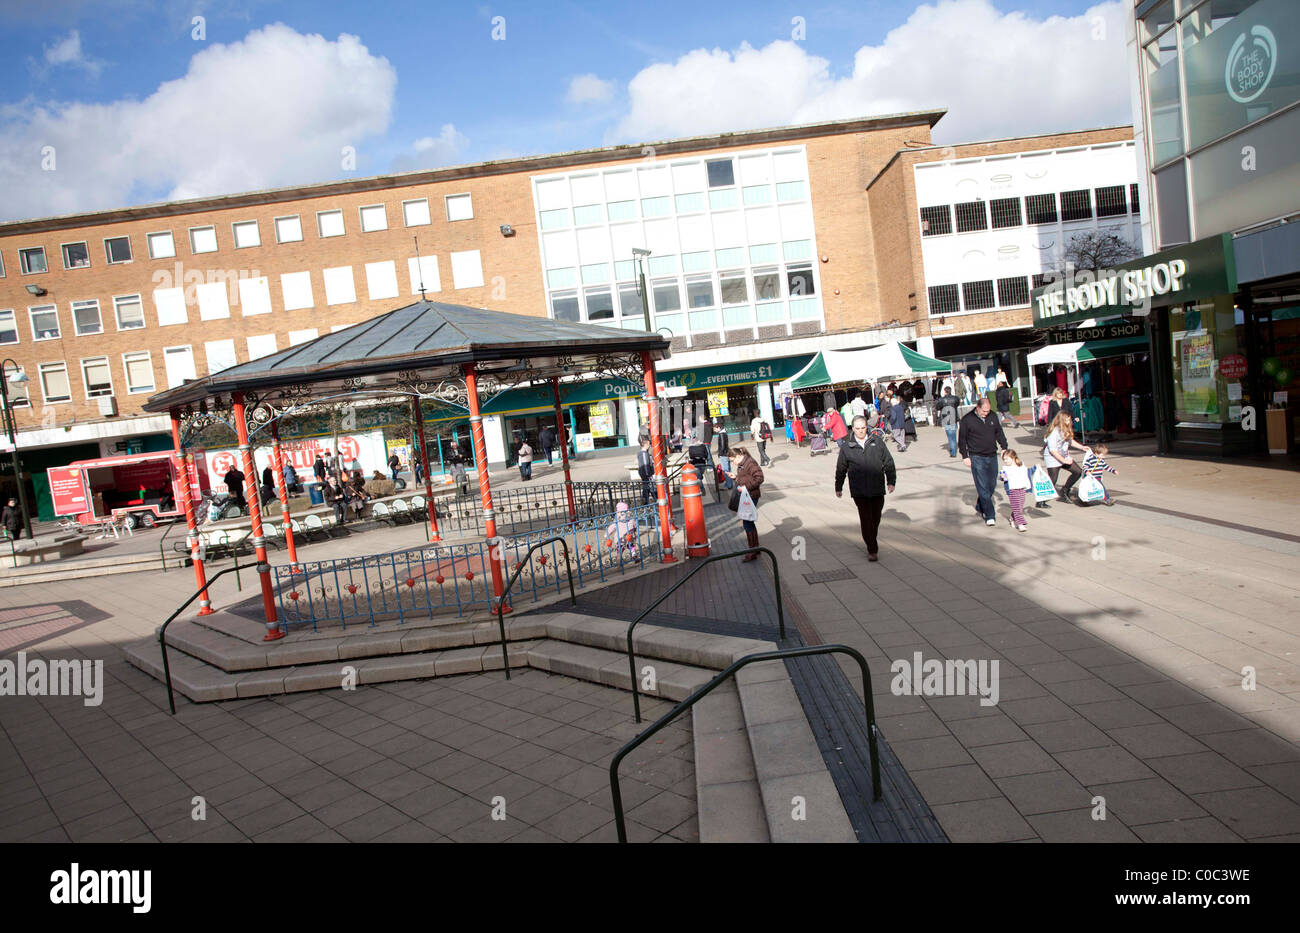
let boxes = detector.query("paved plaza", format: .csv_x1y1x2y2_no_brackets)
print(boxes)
1,429,1298,842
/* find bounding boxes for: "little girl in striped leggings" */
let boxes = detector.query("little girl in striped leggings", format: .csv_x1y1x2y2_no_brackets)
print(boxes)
1000,449,1031,532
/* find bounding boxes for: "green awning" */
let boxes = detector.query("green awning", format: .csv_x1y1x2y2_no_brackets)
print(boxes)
898,343,953,373
1077,336,1149,361
786,343,950,390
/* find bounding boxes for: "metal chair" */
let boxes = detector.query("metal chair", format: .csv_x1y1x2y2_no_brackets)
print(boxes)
391,499,414,523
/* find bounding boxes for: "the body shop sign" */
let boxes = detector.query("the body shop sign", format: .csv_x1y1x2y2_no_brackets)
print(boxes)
1032,234,1237,327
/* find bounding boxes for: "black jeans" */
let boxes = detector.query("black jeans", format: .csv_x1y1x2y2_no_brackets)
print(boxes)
756,441,770,465
854,495,885,554
1049,461,1083,496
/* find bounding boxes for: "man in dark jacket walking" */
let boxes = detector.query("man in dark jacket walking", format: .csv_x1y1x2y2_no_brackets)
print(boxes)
958,397,1009,526
995,380,1019,427
834,416,896,561
539,425,556,465
2,498,25,539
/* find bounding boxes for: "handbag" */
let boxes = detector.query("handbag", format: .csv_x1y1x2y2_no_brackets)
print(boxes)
1077,474,1106,503
736,486,758,522
1030,466,1058,503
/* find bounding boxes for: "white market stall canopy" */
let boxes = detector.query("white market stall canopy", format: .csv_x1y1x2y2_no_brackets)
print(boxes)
780,343,951,392
1027,334,1149,366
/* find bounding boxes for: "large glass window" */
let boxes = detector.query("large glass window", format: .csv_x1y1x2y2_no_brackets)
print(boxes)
652,279,681,313
618,284,643,318
920,205,952,236
584,287,614,321
1060,189,1094,222
754,268,781,301
30,305,59,340
81,357,113,397
104,236,132,263
928,284,960,316
123,352,155,393
114,294,145,330
19,247,47,274
706,159,735,188
786,264,815,298
147,231,175,259
719,272,748,305
962,280,996,311
551,291,579,322
1096,185,1128,217
1170,295,1241,424
1144,21,1183,164
685,276,715,309
996,276,1029,308
62,242,90,269
72,299,102,336
39,362,71,403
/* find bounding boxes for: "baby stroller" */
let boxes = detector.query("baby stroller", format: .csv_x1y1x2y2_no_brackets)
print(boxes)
808,433,829,456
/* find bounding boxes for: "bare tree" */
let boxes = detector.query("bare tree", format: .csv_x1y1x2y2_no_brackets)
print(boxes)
1063,230,1141,272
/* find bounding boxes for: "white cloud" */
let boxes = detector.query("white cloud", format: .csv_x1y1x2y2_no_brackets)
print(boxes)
0,24,397,222
567,73,616,105
392,123,470,172
611,0,1131,145
35,29,104,78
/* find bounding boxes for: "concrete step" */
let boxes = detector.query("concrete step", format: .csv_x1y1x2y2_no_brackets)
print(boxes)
0,548,186,587
693,680,769,843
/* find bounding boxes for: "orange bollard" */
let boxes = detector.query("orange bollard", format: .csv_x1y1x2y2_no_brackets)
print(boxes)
680,464,710,558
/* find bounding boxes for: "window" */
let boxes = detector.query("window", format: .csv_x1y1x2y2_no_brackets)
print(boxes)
754,269,781,301
80,357,113,398
29,305,59,340
720,272,748,305
113,295,145,330
39,362,71,403
153,287,188,326
450,250,484,289
365,261,399,300
322,266,357,305
706,159,735,188
928,284,959,316
274,215,303,243
204,339,237,373
652,280,681,313
962,280,996,311
189,226,217,254
954,201,988,233
919,205,952,236
0,310,18,345
61,242,90,269
403,199,431,227
573,204,603,225
232,221,261,248
408,256,441,294
359,204,388,232
675,193,705,213
280,271,313,310
147,231,175,259
540,208,571,230
163,346,196,388
775,180,806,202
19,247,47,274
742,185,772,206
990,198,1022,229
1025,194,1058,225
551,291,579,322
1130,183,1141,216
445,194,473,222
1031,272,1059,290
317,210,345,238
584,287,614,321
640,197,670,218
618,284,643,318
123,352,155,394
246,334,278,360
606,200,635,222
104,236,132,263
786,264,815,298
1095,185,1127,218
685,276,715,309
1060,189,1093,222
996,276,1030,307
71,299,102,336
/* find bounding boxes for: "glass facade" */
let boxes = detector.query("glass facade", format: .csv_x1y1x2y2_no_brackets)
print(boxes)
1169,294,1244,423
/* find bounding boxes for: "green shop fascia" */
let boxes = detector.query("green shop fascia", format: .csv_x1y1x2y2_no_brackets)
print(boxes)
654,354,814,434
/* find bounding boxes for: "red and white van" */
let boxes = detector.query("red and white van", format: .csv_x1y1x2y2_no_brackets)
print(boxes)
48,450,210,529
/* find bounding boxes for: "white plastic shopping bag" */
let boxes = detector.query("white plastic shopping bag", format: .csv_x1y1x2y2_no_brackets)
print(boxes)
736,486,758,521
1076,475,1106,503
1030,466,1058,503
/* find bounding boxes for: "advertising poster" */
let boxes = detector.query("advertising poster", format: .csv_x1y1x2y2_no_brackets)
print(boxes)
48,467,88,516
574,433,595,453
707,388,730,417
589,402,615,438
1183,334,1214,378
205,430,386,493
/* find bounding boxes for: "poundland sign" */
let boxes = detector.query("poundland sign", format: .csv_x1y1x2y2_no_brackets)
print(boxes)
1032,234,1237,328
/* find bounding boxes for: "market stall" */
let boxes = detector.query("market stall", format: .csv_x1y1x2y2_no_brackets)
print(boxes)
776,342,951,426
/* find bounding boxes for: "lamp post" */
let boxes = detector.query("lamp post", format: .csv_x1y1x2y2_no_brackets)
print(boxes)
632,248,652,333
0,361,32,539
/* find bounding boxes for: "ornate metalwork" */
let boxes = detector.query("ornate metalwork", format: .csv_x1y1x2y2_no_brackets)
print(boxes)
590,353,646,388
476,358,538,395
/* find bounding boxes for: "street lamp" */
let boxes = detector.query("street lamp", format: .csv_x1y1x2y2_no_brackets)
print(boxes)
632,248,652,333
0,361,31,540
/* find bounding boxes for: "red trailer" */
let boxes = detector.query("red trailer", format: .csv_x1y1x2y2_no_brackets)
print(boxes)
48,450,210,529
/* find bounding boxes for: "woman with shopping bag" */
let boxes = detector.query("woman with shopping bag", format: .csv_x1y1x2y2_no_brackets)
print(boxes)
1040,411,1090,507
727,446,765,561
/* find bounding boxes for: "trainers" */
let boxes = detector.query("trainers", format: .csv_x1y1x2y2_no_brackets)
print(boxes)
1017,524,1027,532
985,518,996,527
868,553,879,562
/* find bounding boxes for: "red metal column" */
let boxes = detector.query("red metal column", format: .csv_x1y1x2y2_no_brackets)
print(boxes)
412,396,441,541
551,377,577,521
270,421,301,574
170,410,213,615
464,365,508,612
232,393,283,641
641,352,676,562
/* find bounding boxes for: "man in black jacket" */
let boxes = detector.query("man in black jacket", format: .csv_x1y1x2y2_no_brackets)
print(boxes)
958,398,1009,527
223,465,246,511
834,416,896,561
539,425,556,465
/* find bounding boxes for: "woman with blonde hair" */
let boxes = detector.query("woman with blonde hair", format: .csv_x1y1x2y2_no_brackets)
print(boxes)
1046,386,1073,429
1041,411,1091,505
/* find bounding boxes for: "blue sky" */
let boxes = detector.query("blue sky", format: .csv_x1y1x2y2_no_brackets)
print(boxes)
0,0,1133,221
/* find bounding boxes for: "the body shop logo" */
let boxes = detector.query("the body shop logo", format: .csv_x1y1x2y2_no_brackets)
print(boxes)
1226,25,1277,104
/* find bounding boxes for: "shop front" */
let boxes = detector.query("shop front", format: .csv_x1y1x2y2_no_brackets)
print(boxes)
932,329,1040,413
1028,320,1153,437
483,378,640,466
655,354,814,438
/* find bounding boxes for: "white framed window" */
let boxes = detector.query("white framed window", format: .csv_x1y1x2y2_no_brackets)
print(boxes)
0,252,5,276
29,305,60,340
80,357,113,398
280,271,313,310
274,215,303,243
359,204,388,232
408,256,441,294
0,310,19,345
204,339,237,374
19,247,47,275
238,277,273,316
246,334,278,360
61,242,91,269
162,346,196,388
39,362,71,403
147,231,175,259
196,281,231,320
123,351,155,394
364,261,399,300
113,294,145,331
323,266,357,305
288,328,318,346
153,287,188,326
189,226,218,254
104,236,132,263
330,324,353,333
450,250,483,289
403,198,431,227
445,194,473,222
317,209,345,238
232,220,261,249
71,299,102,336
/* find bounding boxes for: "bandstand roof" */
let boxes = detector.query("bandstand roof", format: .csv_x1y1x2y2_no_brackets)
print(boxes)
143,299,670,412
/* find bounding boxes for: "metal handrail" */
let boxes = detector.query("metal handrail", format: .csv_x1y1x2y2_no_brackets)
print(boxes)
158,520,178,572
610,644,881,842
627,547,785,722
495,535,575,680
159,566,242,715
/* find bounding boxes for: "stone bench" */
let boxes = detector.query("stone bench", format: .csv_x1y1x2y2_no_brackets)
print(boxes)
8,537,87,565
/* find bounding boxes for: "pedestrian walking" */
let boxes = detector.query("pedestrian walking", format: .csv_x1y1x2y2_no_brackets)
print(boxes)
824,407,849,447
2,498,25,539
750,414,772,466
1000,449,1031,532
282,461,299,494
834,416,896,561
539,424,556,465
937,386,960,457
636,436,655,505
387,452,401,483
889,394,908,451
958,397,1009,526
1042,411,1090,505
726,447,764,561
1080,443,1118,505
312,453,326,485
517,439,534,481
995,380,1020,427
